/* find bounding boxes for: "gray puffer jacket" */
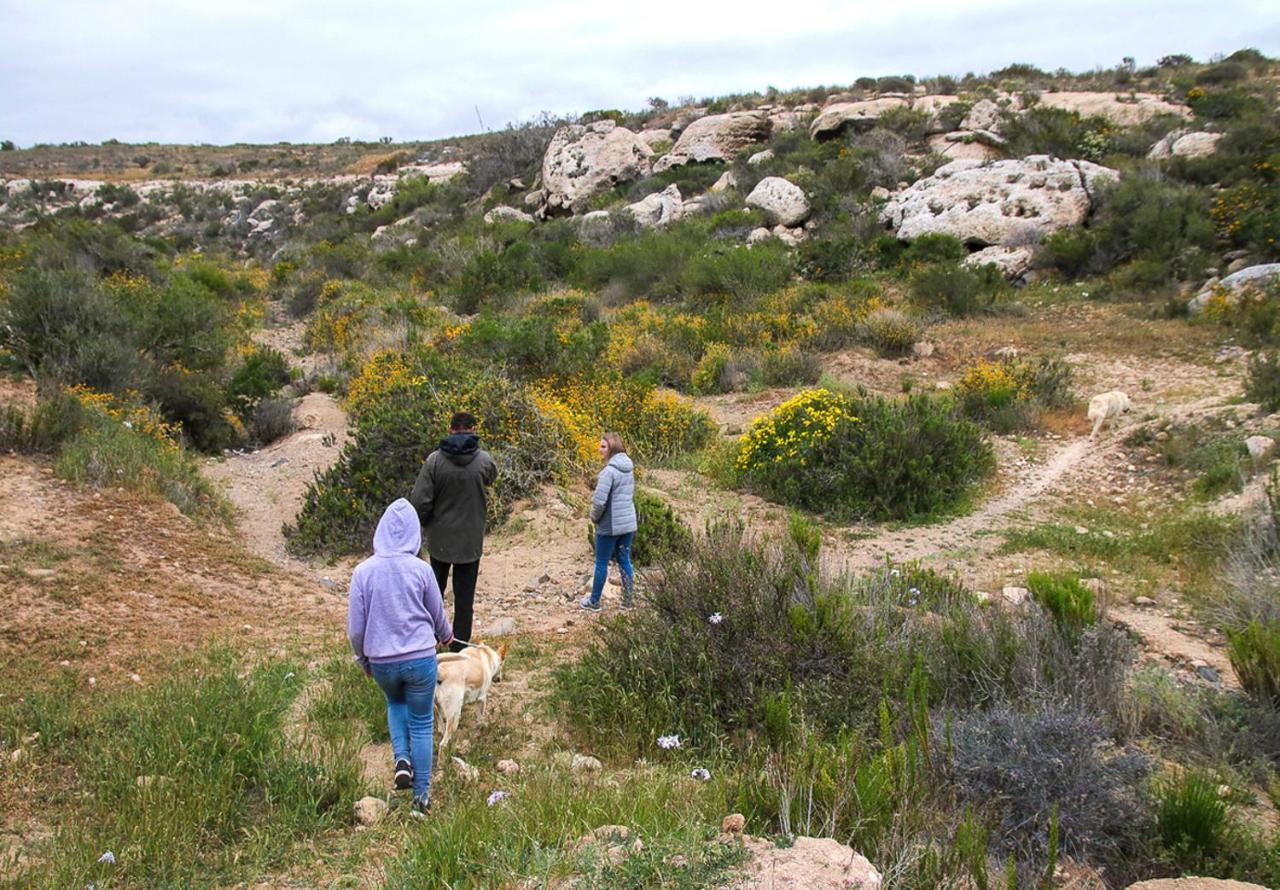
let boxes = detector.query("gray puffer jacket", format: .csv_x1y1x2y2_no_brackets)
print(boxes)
590,453,637,536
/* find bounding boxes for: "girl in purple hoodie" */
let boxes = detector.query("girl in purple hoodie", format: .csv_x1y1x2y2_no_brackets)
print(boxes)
347,498,454,817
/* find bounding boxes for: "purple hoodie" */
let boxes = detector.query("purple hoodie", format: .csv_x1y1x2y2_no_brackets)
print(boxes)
347,498,454,668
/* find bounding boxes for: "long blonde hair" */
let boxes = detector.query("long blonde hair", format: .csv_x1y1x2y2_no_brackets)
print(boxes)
601,431,626,458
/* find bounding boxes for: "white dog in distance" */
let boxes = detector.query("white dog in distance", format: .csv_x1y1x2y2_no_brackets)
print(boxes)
1087,391,1131,440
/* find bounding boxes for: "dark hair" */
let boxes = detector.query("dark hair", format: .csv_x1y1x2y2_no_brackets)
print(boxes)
450,411,477,431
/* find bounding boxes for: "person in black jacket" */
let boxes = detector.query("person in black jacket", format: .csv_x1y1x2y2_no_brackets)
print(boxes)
409,411,498,653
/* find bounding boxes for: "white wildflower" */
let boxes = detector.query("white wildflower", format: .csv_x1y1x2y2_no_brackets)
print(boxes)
284,671,295,681
690,767,711,781
890,569,900,578
97,851,115,865
708,612,724,625
487,790,508,807
657,734,681,750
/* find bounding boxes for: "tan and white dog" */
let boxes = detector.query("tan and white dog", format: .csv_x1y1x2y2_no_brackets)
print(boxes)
434,641,507,749
1087,390,1131,440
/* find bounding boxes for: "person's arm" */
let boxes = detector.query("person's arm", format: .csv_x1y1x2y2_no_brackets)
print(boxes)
346,574,371,675
409,454,435,526
423,565,455,649
482,451,498,487
589,469,612,524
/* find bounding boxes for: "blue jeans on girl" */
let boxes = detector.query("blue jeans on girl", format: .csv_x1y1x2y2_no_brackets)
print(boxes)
589,531,635,606
370,656,437,800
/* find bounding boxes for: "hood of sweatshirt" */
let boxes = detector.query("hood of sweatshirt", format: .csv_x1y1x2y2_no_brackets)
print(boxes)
372,498,422,557
440,431,480,466
607,452,634,474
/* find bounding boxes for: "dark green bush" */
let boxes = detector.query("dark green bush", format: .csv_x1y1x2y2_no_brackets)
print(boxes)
1027,571,1096,640
908,263,1007,317
632,489,693,566
903,233,967,265
1226,620,1280,708
759,344,821,387
1157,769,1231,867
226,346,291,419
795,236,866,282
1189,87,1267,120
682,240,794,302
1246,351,1280,412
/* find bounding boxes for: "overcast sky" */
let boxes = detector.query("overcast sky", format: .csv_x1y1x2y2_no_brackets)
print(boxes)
2,0,1277,146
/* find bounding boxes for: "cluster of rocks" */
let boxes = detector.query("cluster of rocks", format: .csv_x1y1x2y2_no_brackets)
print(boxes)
0,159,467,254
1188,263,1280,313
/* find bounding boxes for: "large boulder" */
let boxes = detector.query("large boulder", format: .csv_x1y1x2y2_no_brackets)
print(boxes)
1034,91,1192,126
745,177,811,227
540,120,653,215
880,155,1119,248
1147,129,1222,160
625,184,682,228
960,99,1002,132
654,111,771,171
911,94,962,133
1189,264,1280,313
483,205,534,225
810,98,910,138
963,245,1036,279
727,835,882,889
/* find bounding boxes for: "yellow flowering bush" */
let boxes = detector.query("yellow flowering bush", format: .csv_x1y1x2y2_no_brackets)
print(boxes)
66,385,179,450
954,356,1075,432
736,388,994,520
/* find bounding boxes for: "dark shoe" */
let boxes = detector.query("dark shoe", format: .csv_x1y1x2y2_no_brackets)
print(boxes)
394,758,413,790
579,595,601,612
410,793,431,819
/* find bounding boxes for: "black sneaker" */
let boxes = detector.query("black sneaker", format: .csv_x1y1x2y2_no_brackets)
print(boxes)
394,758,413,790
410,793,431,819
579,595,602,612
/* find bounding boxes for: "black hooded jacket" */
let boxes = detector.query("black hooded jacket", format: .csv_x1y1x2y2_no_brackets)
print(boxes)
409,432,498,563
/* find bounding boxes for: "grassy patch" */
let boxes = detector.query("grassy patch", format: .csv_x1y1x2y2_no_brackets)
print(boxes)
1000,504,1236,590
3,647,362,887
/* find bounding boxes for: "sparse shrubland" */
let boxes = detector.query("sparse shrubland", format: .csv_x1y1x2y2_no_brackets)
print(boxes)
955,355,1075,433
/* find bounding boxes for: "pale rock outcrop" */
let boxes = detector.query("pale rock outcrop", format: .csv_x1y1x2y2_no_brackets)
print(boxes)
771,224,806,246
636,128,674,151
880,155,1119,248
912,94,962,133
963,245,1036,279
654,111,771,171
961,99,1002,133
927,134,1001,162
1246,435,1276,470
397,161,467,183
1189,264,1280,313
1035,91,1192,126
747,149,774,166
810,98,910,138
483,205,534,225
747,227,774,245
746,176,811,227
540,120,653,215
1147,129,1222,160
625,184,682,228
727,835,882,889
768,110,805,132
710,170,739,193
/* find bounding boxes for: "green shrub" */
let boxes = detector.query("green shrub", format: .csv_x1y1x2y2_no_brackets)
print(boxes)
690,342,734,394
0,392,87,453
226,346,291,419
735,388,994,521
903,233,967,265
1157,769,1231,867
632,489,693,566
1040,228,1101,278
682,240,794,302
908,263,1007,317
1226,620,1280,707
795,236,866,281
1027,571,1097,639
249,396,296,446
860,308,920,356
1246,350,1280,412
760,344,821,387
1188,87,1266,120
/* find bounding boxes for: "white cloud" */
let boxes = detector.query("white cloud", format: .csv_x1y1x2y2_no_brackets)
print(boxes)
0,0,1276,145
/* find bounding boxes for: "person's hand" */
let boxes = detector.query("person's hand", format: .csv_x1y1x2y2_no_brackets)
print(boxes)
362,663,373,678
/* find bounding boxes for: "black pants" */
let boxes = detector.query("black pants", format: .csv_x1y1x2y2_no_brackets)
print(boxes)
430,558,479,653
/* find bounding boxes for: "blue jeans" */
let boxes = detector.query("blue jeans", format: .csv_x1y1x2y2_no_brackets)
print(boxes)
370,656,436,799
590,531,635,606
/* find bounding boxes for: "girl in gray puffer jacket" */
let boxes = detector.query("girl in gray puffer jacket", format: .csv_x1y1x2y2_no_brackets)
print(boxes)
581,432,636,611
